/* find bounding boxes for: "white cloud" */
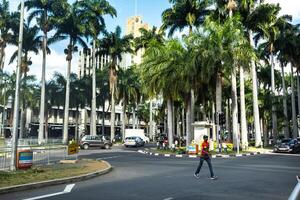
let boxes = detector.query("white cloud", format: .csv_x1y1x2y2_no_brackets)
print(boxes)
3,45,79,82
265,0,300,22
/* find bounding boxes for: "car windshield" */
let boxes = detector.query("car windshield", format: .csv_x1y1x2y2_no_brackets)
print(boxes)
281,139,291,144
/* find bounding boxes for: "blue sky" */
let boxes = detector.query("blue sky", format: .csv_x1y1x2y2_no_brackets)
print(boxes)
6,0,300,81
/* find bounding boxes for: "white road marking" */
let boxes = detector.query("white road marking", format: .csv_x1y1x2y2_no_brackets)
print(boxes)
164,154,170,157
175,155,183,157
96,156,120,160
23,184,75,200
163,197,174,200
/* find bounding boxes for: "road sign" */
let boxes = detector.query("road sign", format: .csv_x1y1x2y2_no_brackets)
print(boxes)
68,143,79,155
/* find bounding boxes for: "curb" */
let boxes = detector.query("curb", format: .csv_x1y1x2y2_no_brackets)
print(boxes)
138,149,261,159
0,160,112,194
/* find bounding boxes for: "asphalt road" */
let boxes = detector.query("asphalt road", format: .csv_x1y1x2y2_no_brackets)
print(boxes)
1,146,299,200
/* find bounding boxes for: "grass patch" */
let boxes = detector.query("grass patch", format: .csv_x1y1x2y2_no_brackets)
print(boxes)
0,160,108,188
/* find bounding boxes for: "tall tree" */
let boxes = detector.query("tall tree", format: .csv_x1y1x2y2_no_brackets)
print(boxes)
0,0,19,70
140,39,188,147
9,23,42,139
118,67,141,140
52,2,87,144
25,0,68,144
161,0,211,145
77,0,116,136
98,26,133,142
253,3,292,142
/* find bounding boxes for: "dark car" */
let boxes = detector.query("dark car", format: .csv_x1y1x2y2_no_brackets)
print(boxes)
274,138,300,153
124,136,145,147
80,135,112,150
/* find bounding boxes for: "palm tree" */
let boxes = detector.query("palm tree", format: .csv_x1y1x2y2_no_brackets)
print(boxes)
161,0,211,145
118,66,141,140
52,2,87,144
9,23,42,139
253,3,292,142
98,26,133,142
140,39,188,147
236,0,265,147
134,26,165,52
96,67,109,135
76,0,116,136
25,0,68,144
0,0,19,70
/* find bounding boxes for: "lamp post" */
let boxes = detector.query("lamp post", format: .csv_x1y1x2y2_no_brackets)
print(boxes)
10,0,25,171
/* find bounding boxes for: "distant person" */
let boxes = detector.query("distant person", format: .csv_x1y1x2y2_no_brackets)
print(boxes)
194,135,217,180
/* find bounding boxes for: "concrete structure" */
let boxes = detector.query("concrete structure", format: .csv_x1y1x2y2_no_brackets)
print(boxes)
125,16,150,65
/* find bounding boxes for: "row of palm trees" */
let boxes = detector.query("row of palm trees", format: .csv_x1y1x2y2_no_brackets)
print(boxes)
138,0,300,148
1,0,300,149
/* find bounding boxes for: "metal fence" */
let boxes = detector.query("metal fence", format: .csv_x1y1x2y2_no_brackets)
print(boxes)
0,145,75,171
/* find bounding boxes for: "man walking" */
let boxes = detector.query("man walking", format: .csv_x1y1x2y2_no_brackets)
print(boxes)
194,135,217,180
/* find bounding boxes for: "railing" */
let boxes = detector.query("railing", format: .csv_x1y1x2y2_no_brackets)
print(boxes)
0,145,71,171
289,176,300,200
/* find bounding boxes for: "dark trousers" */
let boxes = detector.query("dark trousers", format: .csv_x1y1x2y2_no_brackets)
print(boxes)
195,155,215,177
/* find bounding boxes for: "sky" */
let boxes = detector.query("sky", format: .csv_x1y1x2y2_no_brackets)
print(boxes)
5,0,300,81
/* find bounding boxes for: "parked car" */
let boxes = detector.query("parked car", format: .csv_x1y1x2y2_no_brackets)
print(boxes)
274,138,300,153
79,135,112,150
124,136,145,147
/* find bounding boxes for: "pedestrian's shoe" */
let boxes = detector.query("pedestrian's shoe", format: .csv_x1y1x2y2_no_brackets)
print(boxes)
194,173,200,179
210,176,218,180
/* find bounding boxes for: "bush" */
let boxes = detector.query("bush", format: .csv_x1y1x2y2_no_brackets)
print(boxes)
176,147,187,154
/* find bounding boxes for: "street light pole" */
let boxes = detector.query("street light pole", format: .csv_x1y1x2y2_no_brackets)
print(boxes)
10,0,25,171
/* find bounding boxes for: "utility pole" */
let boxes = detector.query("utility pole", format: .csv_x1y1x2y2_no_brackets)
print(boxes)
10,0,24,171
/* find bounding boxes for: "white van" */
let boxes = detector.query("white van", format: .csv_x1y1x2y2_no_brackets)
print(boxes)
124,129,150,143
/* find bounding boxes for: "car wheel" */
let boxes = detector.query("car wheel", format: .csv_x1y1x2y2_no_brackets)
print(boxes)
105,144,110,149
83,144,89,150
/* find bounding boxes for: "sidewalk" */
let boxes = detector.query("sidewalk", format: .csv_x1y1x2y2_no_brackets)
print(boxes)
138,147,269,159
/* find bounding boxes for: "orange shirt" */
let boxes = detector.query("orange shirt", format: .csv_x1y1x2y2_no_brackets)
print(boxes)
201,141,209,156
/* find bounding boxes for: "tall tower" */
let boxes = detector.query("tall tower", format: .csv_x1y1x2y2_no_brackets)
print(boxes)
125,16,149,65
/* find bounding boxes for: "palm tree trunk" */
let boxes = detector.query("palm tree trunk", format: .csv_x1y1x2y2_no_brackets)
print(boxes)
132,103,136,129
167,98,174,148
263,118,268,146
186,101,191,146
290,65,298,139
212,101,216,141
240,66,248,150
63,40,72,144
110,83,115,142
182,107,185,139
190,89,195,138
91,39,97,136
297,70,300,118
249,32,262,147
38,32,47,145
281,64,289,138
216,73,222,147
122,97,126,141
231,67,238,149
270,52,278,143
102,102,105,135
225,99,229,134
149,99,153,140
75,106,79,142
19,107,25,139
0,45,6,70
45,111,48,143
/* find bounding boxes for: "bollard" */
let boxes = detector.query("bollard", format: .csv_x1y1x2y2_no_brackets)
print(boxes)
288,176,300,200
